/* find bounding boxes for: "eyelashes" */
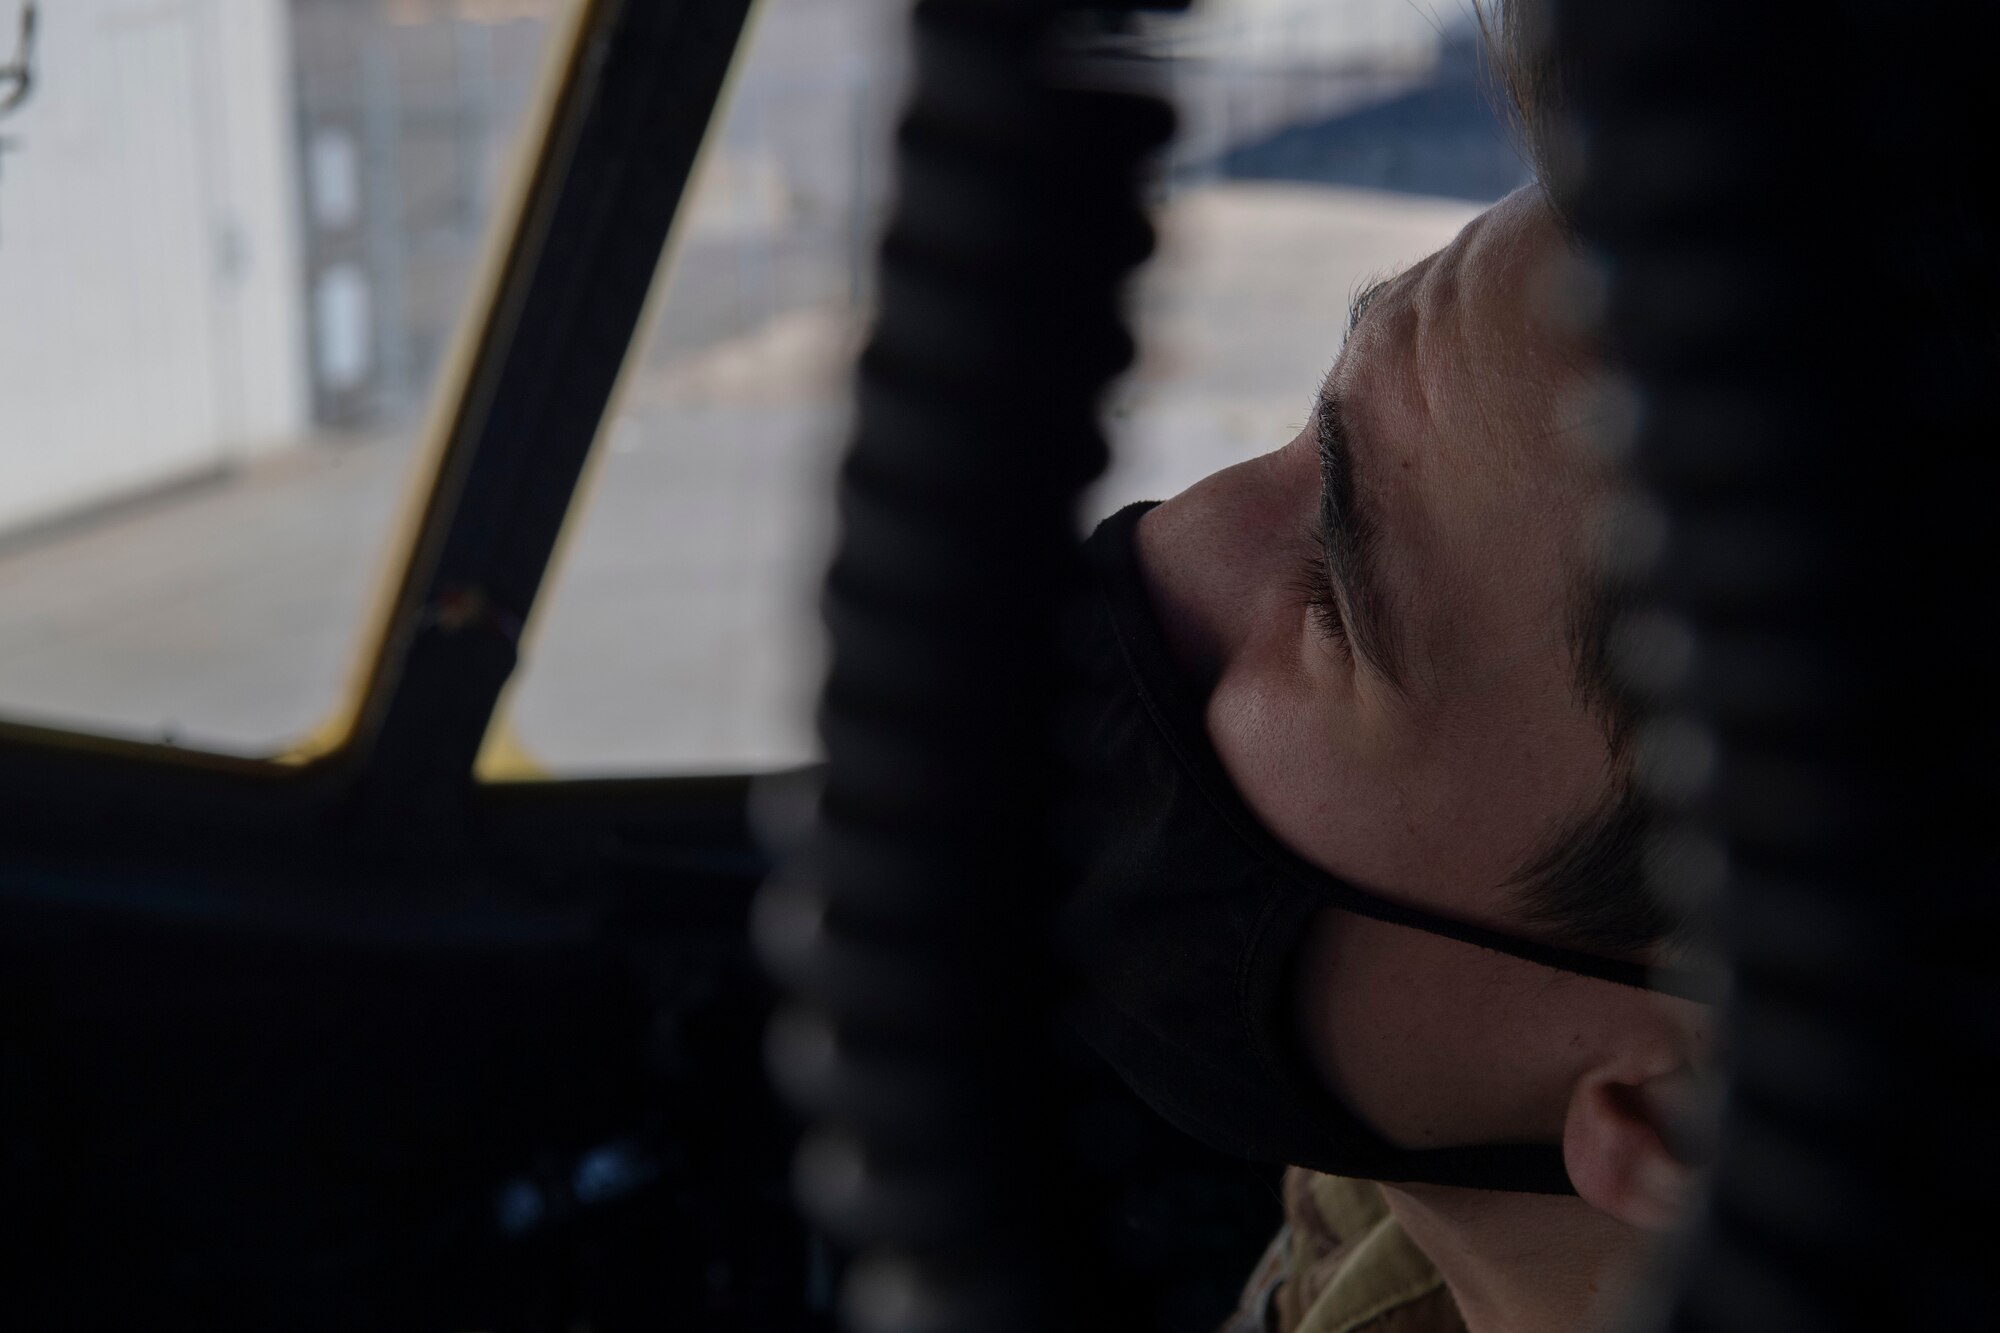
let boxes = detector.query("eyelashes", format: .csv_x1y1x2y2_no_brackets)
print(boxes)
1290,529,1351,651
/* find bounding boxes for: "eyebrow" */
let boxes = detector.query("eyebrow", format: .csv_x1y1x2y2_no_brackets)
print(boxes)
1347,273,1397,334
1314,375,1409,695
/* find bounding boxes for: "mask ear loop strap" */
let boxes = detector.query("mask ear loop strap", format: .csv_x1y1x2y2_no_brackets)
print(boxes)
1314,882,1723,1005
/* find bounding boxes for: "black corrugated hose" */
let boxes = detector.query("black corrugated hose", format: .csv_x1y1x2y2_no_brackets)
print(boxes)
1553,1,1998,1329
756,2,1183,1330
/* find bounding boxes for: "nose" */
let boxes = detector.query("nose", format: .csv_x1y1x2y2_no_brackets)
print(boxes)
1130,434,1318,696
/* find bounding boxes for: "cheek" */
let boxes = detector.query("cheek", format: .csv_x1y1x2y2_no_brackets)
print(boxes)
1204,599,1601,910
1206,638,1431,895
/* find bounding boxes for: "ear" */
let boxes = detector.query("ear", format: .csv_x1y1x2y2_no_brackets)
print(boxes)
1561,1049,1713,1231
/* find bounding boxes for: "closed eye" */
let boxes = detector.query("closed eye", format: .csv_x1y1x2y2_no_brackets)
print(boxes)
1290,527,1350,653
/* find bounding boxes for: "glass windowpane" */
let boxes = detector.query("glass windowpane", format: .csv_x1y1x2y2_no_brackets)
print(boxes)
0,0,576,755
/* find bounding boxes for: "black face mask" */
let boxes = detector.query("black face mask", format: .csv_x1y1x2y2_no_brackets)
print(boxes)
1061,502,1717,1195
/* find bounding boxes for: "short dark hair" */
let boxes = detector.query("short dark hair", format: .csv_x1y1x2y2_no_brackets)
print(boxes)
1474,0,1566,187
1476,2,1686,958
1510,784,1669,956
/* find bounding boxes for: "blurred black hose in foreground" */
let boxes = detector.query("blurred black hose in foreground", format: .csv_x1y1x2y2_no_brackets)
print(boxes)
1553,1,1999,1328
756,2,1181,1330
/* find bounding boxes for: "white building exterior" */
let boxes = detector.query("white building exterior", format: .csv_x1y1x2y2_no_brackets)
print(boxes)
0,0,307,534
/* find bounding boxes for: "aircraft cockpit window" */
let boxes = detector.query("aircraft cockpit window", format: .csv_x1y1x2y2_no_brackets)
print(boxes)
485,0,1529,777
0,0,578,759
477,0,905,777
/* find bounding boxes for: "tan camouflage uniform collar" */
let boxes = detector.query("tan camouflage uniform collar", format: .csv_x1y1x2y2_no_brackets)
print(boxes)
1291,1174,1460,1333
1220,1170,1465,1333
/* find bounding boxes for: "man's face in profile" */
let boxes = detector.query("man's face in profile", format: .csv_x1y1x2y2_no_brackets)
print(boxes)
1133,186,1709,1241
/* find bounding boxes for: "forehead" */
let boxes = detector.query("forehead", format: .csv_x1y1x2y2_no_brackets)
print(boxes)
1359,188,1588,447
1336,187,1605,692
